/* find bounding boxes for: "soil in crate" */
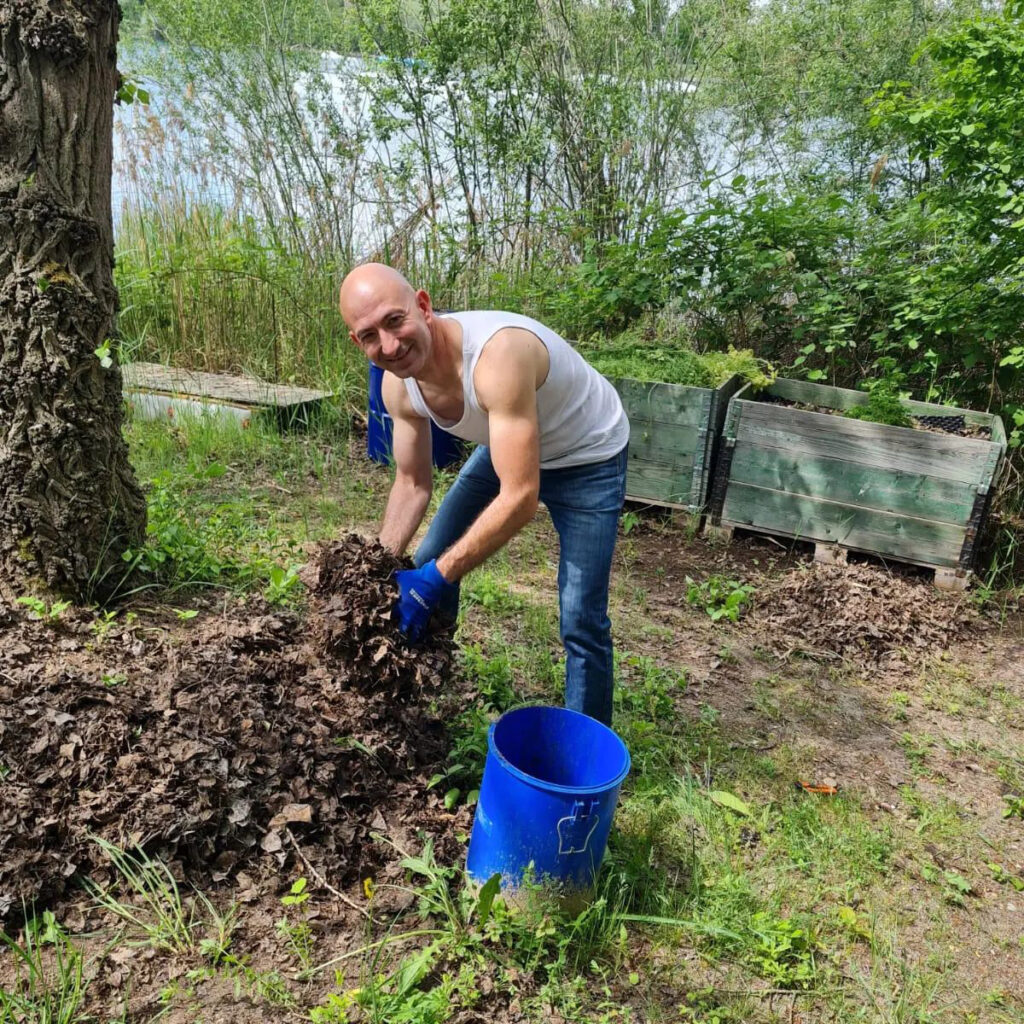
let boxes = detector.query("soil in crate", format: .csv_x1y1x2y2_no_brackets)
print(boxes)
0,535,467,924
760,394,992,439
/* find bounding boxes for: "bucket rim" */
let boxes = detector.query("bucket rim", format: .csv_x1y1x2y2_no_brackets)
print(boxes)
488,704,631,795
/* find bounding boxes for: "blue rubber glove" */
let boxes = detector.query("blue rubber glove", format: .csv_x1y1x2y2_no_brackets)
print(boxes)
394,560,458,642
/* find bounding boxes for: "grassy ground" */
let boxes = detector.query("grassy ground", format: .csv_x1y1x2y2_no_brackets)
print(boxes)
3,410,1023,1023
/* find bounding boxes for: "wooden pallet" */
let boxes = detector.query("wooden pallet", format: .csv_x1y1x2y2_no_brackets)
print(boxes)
122,363,333,429
703,522,972,590
704,377,1005,587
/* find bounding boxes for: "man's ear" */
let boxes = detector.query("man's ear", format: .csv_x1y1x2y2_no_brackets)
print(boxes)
416,288,433,318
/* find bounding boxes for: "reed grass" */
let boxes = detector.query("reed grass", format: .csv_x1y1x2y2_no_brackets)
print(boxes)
115,191,364,401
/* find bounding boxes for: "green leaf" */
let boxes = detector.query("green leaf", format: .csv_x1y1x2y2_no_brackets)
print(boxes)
443,787,461,810
474,872,501,926
394,944,437,997
709,791,753,817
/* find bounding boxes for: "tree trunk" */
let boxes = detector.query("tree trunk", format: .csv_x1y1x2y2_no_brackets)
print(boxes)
0,0,146,601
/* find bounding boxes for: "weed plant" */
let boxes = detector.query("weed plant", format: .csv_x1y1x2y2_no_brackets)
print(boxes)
85,835,236,955
585,337,775,391
844,363,914,428
685,575,756,622
0,910,89,1024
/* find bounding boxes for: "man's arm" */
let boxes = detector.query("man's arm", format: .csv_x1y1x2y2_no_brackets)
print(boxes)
434,329,545,582
378,371,433,555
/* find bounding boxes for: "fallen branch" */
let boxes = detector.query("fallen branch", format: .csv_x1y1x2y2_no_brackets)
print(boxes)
285,828,370,919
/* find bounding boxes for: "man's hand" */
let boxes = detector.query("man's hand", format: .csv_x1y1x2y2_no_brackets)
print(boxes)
395,560,458,642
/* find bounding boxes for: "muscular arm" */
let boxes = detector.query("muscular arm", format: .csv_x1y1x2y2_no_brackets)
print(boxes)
434,330,546,582
378,372,433,555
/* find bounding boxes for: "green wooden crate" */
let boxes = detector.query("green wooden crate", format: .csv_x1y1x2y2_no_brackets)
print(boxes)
708,377,1007,574
608,374,744,511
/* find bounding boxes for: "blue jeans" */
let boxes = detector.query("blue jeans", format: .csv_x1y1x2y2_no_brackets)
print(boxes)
413,445,628,726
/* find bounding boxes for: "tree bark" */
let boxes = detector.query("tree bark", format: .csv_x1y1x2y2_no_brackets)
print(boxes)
0,0,146,601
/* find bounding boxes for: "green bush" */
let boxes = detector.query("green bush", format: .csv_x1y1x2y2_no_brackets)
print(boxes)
844,362,914,428
585,336,773,391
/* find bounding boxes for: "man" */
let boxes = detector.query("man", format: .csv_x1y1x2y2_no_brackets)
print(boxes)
338,263,630,726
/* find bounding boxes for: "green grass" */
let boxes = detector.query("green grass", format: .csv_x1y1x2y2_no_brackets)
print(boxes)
0,911,90,1024
121,410,383,599
582,338,774,390
116,196,364,399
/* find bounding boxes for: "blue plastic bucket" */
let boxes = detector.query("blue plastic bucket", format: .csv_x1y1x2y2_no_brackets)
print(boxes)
367,362,466,469
466,706,630,893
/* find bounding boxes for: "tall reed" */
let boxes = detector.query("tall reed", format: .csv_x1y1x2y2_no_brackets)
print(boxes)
115,189,366,400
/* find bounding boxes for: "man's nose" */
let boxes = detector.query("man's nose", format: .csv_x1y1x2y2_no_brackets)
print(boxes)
380,331,402,357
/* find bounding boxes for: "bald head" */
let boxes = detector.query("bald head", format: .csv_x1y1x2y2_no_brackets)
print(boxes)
338,263,417,327
339,263,443,376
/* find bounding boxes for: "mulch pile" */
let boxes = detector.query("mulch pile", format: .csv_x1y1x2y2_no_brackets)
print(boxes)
0,535,466,924
758,561,986,665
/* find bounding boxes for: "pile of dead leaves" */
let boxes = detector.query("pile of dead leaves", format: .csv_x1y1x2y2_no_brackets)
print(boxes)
309,534,454,695
0,534,466,923
758,562,986,665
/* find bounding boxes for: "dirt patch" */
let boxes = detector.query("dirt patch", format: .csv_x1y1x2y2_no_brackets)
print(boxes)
0,535,464,924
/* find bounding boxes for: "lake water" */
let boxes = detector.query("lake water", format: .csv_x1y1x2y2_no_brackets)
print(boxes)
112,47,795,255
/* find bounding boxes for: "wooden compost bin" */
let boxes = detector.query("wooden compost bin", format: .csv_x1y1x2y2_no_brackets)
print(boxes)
707,377,1007,584
609,374,744,511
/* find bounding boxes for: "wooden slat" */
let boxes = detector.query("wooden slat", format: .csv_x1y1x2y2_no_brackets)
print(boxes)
613,378,711,429
989,416,1007,446
733,401,993,485
766,376,1005,431
123,362,330,408
624,492,691,511
625,461,693,505
727,445,976,525
626,423,701,466
721,481,965,566
769,376,869,411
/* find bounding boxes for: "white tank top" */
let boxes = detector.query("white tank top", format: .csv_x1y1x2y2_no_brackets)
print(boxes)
404,311,629,469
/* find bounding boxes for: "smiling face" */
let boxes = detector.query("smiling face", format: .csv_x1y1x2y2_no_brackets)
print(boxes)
339,264,435,378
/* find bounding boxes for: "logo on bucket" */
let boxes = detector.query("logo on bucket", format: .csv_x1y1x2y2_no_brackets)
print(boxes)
557,799,601,856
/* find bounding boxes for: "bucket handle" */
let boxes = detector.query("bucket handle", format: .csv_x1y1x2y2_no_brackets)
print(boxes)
556,799,601,856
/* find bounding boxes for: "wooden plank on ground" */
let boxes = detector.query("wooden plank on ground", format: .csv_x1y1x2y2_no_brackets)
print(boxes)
123,362,331,409
727,445,977,525
721,481,965,567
